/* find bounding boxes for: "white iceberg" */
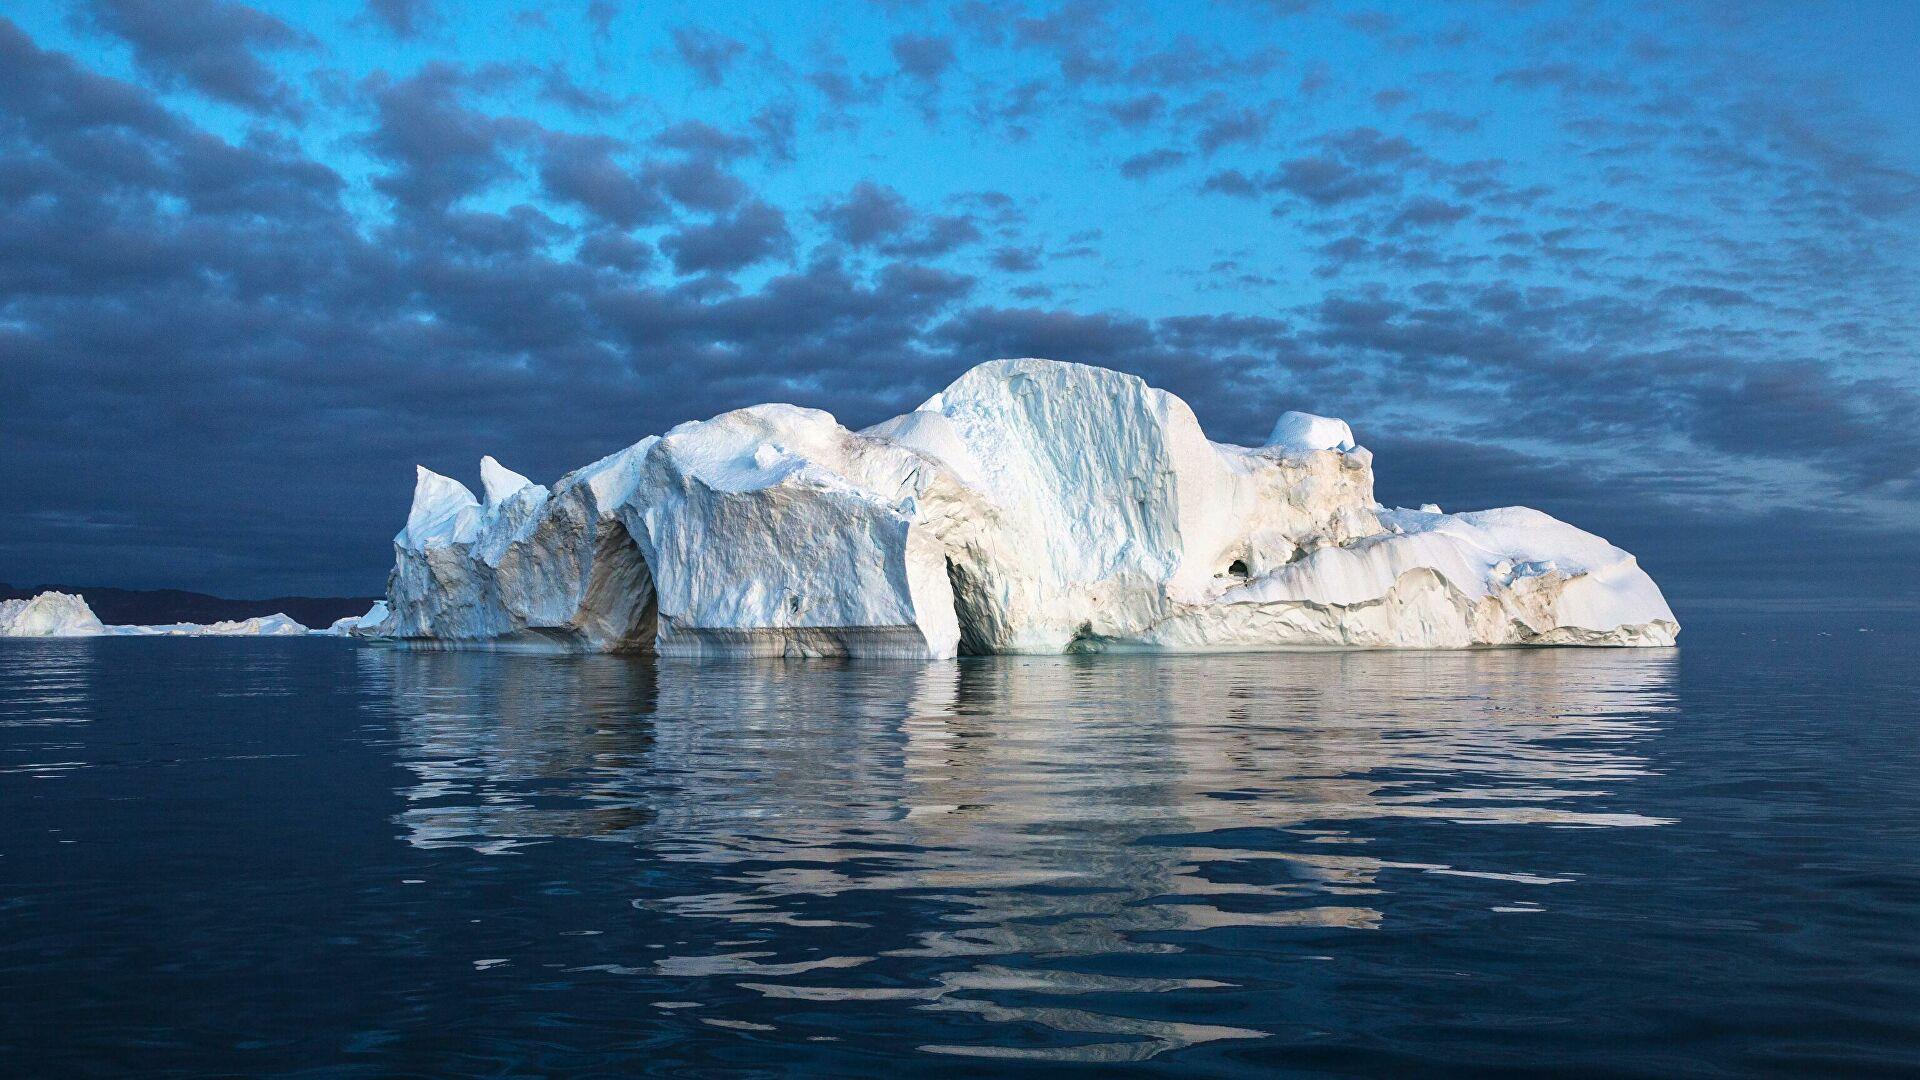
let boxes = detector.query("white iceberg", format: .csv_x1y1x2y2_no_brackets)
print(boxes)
319,600,392,637
0,591,108,637
370,359,1678,657
109,612,311,636
0,591,313,637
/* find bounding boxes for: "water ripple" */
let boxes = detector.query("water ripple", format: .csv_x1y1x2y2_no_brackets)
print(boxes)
370,647,1676,1062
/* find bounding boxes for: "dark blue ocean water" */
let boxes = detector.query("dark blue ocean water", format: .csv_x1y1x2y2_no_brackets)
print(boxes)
2,613,1917,1077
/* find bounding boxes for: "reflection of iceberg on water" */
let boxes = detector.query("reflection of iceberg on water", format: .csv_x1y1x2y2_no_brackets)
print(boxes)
366,647,1675,1061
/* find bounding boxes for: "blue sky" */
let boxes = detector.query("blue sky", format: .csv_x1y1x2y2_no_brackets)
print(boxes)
2,0,1917,606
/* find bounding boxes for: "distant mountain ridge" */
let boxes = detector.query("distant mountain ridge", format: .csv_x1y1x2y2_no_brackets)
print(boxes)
0,584,376,629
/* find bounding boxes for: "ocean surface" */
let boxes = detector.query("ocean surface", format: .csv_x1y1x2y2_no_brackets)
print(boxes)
2,613,1916,1077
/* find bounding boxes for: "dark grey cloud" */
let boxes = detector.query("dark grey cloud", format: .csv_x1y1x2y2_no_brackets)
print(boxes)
1657,284,1754,308
990,245,1042,272
1272,154,1398,204
1201,169,1260,198
1371,88,1410,111
815,180,914,247
83,0,312,117
576,229,652,272
536,131,665,228
1411,109,1479,134
1301,283,1920,488
585,0,619,38
880,213,983,258
361,0,436,39
653,119,755,159
890,33,955,86
660,200,791,274
1,9,1914,613
1497,62,1632,98
1196,126,1441,206
649,155,748,212
534,63,631,115
1385,195,1470,233
749,101,797,161
1102,92,1163,128
1119,148,1186,178
669,25,745,87
361,63,536,214
814,181,984,258
1194,102,1273,154
806,55,885,111
974,1,1280,92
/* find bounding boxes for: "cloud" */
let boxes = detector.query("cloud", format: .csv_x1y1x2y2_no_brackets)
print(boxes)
814,181,983,258
576,229,652,272
361,63,536,214
536,131,665,228
360,0,436,39
815,180,914,246
1411,109,1479,134
534,63,631,115
1657,284,1754,308
1271,154,1398,204
1496,62,1631,98
1102,93,1163,128
749,101,797,161
1194,103,1273,153
1,8,1915,609
82,0,312,117
652,119,755,159
669,25,745,87
1371,88,1410,111
585,0,619,39
1119,148,1186,178
990,245,1042,272
890,33,955,86
649,156,748,211
1200,127,1441,207
1385,195,1470,233
660,200,792,274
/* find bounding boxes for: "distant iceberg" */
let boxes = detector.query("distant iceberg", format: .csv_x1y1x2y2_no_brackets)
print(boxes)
0,591,312,638
113,613,311,637
365,359,1679,657
0,591,107,637
320,601,389,637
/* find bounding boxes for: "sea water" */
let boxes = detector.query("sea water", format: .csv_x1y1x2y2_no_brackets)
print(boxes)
2,612,1915,1075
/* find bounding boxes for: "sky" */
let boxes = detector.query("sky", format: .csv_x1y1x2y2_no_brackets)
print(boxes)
2,0,1917,609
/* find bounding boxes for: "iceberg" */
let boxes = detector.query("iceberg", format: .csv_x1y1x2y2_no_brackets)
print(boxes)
0,591,107,637
117,613,311,637
321,601,391,637
0,591,311,637
370,359,1678,657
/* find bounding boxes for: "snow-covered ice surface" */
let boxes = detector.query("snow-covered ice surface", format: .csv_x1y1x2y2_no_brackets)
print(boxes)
1266,410,1356,454
371,359,1679,657
0,591,311,638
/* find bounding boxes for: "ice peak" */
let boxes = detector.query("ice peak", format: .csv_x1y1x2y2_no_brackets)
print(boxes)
0,591,106,637
479,455,533,505
399,466,481,549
